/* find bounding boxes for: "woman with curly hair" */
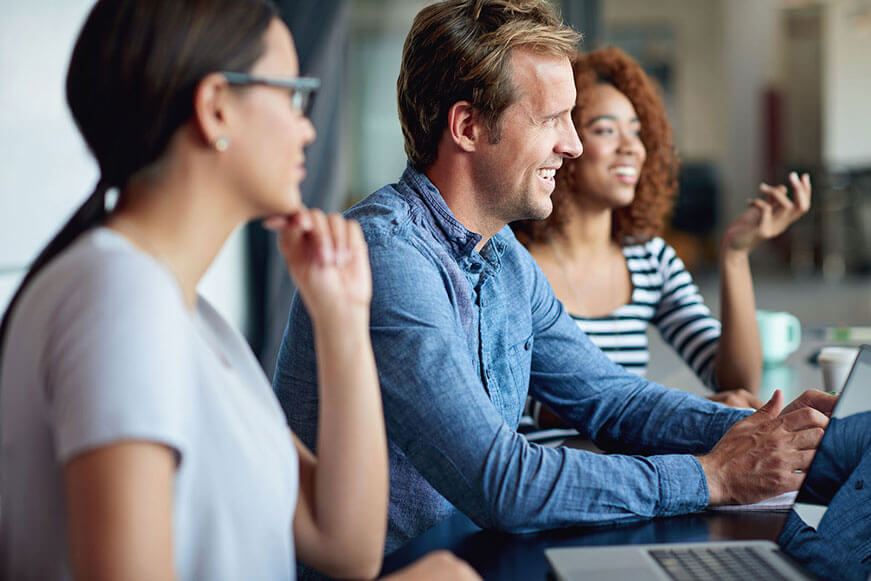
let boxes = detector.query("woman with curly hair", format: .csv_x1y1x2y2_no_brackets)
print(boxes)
512,46,811,443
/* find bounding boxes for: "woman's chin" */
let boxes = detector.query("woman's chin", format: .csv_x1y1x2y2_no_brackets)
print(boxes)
278,187,303,214
611,186,637,208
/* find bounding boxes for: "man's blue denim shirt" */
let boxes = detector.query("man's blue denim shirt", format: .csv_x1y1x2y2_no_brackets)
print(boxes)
274,166,750,553
779,412,871,580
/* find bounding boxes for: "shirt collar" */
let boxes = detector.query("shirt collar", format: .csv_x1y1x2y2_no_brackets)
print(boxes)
400,165,482,257
399,165,511,274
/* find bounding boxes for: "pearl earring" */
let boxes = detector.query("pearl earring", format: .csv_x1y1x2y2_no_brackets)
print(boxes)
214,136,231,152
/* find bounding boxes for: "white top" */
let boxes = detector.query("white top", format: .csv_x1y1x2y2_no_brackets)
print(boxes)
0,228,298,580
521,237,722,444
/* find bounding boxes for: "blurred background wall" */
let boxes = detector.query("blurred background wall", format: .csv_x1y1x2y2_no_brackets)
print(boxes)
0,0,250,340
2,0,869,375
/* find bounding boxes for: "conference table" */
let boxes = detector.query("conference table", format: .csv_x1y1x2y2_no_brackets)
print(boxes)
380,326,869,580
380,507,790,579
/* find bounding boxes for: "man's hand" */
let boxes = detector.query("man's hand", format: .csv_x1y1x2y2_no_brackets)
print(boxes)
779,388,838,418
698,390,828,506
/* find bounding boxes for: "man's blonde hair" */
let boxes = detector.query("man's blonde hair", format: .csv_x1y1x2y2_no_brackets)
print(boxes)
398,0,581,170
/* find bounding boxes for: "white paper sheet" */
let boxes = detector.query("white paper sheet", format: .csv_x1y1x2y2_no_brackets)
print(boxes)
710,491,798,512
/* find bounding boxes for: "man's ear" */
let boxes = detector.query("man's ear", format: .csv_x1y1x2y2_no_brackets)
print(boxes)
192,72,231,148
446,101,485,152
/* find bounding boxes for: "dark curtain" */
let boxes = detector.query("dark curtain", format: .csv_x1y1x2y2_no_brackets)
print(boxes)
246,0,350,375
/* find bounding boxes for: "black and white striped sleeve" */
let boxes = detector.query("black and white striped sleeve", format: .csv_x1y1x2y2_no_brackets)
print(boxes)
648,238,721,390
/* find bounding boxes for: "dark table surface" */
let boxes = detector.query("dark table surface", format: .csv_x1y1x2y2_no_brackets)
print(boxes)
380,509,789,580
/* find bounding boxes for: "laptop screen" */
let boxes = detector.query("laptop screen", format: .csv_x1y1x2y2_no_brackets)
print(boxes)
779,344,871,580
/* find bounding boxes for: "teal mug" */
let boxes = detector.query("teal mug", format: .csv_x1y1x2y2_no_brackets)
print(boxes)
757,310,802,364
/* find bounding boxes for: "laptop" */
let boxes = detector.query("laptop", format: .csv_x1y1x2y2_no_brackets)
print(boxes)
546,344,870,581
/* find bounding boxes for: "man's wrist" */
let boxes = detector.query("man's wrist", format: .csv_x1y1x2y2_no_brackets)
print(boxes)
697,454,725,506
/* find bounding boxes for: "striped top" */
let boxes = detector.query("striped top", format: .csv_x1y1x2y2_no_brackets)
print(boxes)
520,236,722,444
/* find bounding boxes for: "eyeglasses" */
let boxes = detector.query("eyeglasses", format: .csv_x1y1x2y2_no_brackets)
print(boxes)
220,71,321,117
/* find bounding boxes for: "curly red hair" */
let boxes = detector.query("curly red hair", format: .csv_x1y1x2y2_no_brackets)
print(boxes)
512,46,679,245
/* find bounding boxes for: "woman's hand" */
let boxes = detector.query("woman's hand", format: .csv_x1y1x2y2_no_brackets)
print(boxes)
380,551,481,581
264,209,371,322
722,171,811,254
707,389,764,409
278,210,384,577
713,173,809,393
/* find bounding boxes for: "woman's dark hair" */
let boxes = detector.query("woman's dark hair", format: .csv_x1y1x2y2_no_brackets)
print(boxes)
512,46,678,246
0,0,277,358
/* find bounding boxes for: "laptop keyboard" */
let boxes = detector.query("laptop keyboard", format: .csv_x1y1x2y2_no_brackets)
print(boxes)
649,546,793,581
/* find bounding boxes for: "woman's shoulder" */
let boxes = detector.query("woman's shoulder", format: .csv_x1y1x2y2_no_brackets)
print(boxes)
3,228,197,423
49,228,181,300
622,236,669,265
14,228,187,336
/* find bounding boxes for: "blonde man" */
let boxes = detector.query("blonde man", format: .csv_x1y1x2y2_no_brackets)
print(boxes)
275,0,834,555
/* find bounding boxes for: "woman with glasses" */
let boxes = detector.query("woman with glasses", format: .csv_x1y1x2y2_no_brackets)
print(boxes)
0,0,477,579
512,47,811,444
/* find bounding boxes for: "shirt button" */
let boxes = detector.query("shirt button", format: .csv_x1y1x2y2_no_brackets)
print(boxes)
855,480,864,490
469,263,482,273
524,340,532,351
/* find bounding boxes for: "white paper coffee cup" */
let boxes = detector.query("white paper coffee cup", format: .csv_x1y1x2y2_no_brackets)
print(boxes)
818,346,859,393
